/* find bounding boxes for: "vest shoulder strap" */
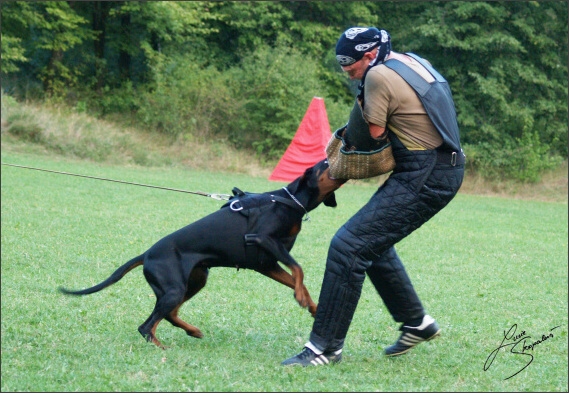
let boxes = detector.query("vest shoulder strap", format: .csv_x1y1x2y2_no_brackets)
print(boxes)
384,58,430,96
405,52,447,83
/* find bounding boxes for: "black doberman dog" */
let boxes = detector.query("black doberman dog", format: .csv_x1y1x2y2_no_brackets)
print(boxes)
60,159,345,348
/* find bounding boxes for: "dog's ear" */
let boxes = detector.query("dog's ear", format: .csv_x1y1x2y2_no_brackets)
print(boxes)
286,162,317,194
286,177,301,194
323,192,337,207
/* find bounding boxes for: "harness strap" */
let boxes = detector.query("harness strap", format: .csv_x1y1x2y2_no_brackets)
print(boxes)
227,192,306,216
243,234,260,271
224,187,309,270
270,194,305,213
241,194,304,269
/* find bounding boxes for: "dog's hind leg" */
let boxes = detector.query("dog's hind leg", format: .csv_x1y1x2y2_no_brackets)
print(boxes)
138,309,168,348
138,290,186,349
256,264,317,317
138,315,165,348
164,266,208,339
138,281,189,348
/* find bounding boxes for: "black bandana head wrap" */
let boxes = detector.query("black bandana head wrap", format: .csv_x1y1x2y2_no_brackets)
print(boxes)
336,27,391,66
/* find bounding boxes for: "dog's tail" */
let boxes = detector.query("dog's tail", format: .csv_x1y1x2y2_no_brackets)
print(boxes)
59,254,144,296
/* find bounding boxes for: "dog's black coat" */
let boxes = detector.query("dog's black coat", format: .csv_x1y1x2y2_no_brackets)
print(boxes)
60,159,344,348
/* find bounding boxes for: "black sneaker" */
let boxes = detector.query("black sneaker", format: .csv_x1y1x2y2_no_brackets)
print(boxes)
281,347,342,366
384,315,441,357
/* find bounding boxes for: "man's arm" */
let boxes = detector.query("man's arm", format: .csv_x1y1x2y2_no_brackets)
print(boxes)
369,123,387,140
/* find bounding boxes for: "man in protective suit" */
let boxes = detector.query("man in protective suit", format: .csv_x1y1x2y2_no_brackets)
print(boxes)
282,27,465,366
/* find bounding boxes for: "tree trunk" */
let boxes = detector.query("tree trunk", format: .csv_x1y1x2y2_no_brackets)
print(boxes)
92,1,109,93
43,49,64,94
118,12,131,81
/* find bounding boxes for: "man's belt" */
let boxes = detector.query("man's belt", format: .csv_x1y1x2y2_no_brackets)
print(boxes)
436,149,465,166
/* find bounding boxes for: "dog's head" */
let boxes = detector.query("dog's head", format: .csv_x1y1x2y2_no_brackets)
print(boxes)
286,159,346,212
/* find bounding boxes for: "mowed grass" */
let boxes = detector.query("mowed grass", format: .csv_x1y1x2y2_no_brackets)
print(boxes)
1,151,567,392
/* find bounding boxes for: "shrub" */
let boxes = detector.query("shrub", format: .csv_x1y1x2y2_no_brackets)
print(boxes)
131,44,349,162
224,44,334,160
464,130,563,183
6,119,45,143
3,101,46,143
134,55,240,142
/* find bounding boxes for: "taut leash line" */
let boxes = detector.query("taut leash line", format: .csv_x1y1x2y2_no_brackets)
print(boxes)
1,162,231,200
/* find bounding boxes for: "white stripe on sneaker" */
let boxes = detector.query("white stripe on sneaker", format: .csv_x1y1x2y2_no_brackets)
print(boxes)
399,332,424,346
311,355,330,365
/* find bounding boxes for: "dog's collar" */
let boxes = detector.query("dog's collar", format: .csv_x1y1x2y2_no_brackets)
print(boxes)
227,189,310,222
280,187,310,222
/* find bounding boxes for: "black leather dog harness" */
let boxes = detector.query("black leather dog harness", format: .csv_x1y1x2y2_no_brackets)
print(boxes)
222,187,305,269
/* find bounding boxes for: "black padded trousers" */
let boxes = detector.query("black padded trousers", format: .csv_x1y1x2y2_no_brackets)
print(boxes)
309,134,464,352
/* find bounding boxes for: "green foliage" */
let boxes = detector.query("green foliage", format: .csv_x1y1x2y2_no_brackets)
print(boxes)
95,81,139,117
403,1,568,178
33,2,91,53
5,116,44,143
113,1,220,41
465,130,563,183
2,1,567,181
134,56,238,141
108,1,221,71
2,94,43,142
224,44,335,159
21,2,93,96
130,44,345,161
212,1,294,55
1,35,28,74
0,2,34,73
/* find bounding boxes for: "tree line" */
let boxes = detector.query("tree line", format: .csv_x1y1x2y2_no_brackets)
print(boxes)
2,1,567,181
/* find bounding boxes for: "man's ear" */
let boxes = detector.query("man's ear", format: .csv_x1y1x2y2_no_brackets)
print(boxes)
323,192,337,207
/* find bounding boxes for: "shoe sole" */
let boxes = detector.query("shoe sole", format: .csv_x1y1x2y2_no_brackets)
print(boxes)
281,359,342,367
384,329,441,357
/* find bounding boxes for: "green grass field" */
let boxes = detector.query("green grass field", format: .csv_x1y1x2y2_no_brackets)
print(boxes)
2,151,567,392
